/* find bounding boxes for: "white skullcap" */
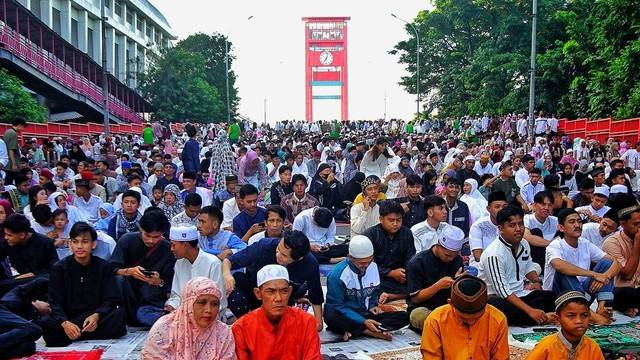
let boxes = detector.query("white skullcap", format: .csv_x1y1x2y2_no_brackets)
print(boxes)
129,186,142,194
594,186,610,198
438,225,466,252
169,224,198,242
349,235,374,258
257,264,289,287
610,184,627,194
464,155,476,162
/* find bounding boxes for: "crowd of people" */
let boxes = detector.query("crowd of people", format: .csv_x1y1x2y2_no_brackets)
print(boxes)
0,113,639,359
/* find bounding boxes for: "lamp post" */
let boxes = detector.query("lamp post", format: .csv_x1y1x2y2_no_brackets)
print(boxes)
225,15,253,124
391,13,420,117
527,0,538,140
101,0,109,134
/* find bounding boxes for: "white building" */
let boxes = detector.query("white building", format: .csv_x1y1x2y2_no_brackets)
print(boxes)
17,0,175,88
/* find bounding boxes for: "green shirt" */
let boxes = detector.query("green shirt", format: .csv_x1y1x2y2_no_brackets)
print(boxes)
229,123,240,141
142,127,154,145
492,177,520,203
3,128,18,169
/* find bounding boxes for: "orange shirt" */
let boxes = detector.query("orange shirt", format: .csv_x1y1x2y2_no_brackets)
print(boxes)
421,304,510,360
525,333,604,360
232,306,321,360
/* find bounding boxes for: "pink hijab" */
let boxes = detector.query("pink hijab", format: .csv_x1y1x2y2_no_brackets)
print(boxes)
164,139,175,155
142,277,235,360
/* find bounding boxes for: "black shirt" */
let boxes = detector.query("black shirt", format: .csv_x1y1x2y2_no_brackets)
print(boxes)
270,181,293,206
395,196,426,228
0,232,58,279
457,169,480,183
364,224,416,277
48,255,120,322
406,247,463,311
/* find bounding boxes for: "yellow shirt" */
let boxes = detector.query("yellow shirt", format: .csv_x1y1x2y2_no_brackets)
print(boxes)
352,192,386,205
421,304,510,360
525,332,604,360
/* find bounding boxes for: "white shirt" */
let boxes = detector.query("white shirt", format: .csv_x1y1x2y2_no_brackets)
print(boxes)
575,204,611,222
515,168,530,188
292,162,309,180
248,230,266,245
468,216,499,269
548,117,558,132
621,149,640,170
221,197,240,230
73,194,102,224
292,208,336,246
543,237,606,290
473,162,493,176
479,237,538,298
524,214,559,241
181,187,213,207
0,139,8,167
534,117,548,134
165,250,227,312
520,181,545,205
410,220,448,253
266,163,282,184
349,202,380,238
517,119,528,137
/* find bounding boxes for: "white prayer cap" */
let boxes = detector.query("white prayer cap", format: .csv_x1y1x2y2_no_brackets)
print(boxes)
129,186,142,194
610,184,628,194
438,225,466,252
464,155,476,162
594,186,610,198
349,235,374,258
257,265,290,287
169,224,198,242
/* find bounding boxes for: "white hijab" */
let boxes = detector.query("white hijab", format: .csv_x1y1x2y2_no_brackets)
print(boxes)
460,179,489,222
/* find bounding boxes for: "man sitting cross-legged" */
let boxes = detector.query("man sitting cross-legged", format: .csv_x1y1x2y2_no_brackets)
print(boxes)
37,222,126,346
324,235,408,341
543,208,621,325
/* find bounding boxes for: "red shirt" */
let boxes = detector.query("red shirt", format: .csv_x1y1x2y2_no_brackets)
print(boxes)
232,307,321,360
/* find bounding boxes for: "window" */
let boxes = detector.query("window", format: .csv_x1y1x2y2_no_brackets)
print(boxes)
114,43,120,77
71,19,79,46
52,8,61,34
30,0,40,18
126,9,133,24
146,25,152,39
104,0,109,8
114,1,122,17
136,17,143,31
87,28,94,58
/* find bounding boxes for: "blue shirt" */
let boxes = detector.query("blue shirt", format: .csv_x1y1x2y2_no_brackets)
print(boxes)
198,230,246,255
232,207,266,238
228,238,324,305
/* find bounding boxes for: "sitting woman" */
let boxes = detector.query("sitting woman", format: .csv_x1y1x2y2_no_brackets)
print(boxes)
142,277,236,360
23,185,48,221
48,191,86,224
157,184,184,221
460,179,489,223
95,203,115,232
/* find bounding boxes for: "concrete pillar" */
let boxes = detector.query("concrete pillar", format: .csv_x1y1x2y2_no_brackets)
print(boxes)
116,33,125,81
127,41,137,87
59,0,71,42
40,0,53,28
91,17,101,61
77,9,88,53
104,26,115,74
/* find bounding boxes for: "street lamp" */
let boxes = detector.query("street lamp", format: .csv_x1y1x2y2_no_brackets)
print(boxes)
101,0,109,134
391,13,420,117
225,16,254,124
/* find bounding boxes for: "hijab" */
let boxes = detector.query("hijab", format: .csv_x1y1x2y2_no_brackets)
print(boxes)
209,130,237,192
421,170,437,196
142,277,235,360
344,172,365,203
95,203,115,232
459,179,489,222
158,184,184,220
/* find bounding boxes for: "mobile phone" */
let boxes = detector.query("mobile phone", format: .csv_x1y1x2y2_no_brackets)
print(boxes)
141,270,155,277
377,325,390,332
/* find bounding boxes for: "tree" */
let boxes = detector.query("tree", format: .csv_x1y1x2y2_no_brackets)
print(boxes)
176,33,240,119
0,69,46,123
139,48,224,123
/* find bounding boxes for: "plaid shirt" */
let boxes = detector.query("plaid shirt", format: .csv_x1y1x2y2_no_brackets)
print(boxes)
280,193,319,224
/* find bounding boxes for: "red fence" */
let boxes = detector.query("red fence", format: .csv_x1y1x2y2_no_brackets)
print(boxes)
0,122,144,143
558,117,640,143
0,22,144,124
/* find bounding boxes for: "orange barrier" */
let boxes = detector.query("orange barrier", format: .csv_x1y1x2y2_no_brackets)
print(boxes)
0,122,145,144
558,117,640,143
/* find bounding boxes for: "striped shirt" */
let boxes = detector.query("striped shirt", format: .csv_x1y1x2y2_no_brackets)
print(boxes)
479,237,539,298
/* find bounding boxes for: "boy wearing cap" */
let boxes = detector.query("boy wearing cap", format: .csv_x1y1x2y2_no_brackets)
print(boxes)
37,222,126,346
469,191,508,270
406,225,465,331
526,291,605,359
575,186,611,223
544,209,620,325
232,264,322,360
164,224,227,314
411,195,449,253
324,235,408,341
293,207,345,264
421,275,509,359
479,206,555,327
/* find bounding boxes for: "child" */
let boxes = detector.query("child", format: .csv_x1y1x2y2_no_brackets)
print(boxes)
151,184,164,206
47,209,71,258
525,290,605,359
36,222,126,346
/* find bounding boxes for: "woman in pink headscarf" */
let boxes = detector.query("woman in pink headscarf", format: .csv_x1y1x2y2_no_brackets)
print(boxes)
237,149,267,197
163,139,175,156
142,277,236,360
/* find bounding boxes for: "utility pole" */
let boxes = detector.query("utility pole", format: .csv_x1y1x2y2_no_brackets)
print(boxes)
384,90,387,121
101,0,109,134
263,97,267,125
528,0,538,140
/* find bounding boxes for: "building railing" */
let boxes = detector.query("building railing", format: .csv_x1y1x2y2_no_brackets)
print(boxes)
0,21,144,123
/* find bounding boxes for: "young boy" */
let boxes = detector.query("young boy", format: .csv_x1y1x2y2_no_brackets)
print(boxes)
37,222,126,346
526,290,605,359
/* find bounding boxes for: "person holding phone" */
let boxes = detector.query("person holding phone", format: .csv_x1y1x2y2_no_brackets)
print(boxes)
350,175,383,238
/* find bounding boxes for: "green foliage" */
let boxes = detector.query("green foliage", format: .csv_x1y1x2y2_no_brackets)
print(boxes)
0,69,46,123
139,32,236,123
392,0,640,119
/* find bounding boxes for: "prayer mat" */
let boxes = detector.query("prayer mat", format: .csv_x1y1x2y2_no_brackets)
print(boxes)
512,322,640,354
19,349,103,360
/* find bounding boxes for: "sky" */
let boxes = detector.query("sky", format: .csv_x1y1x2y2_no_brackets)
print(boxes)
151,0,431,124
